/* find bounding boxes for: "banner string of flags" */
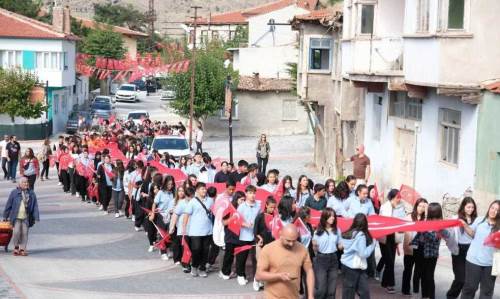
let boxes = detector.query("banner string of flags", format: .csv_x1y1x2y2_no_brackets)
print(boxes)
75,53,190,82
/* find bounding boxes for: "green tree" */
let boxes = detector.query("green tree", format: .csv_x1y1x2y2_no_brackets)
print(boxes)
286,62,298,95
0,0,42,18
223,25,248,49
0,68,45,122
167,42,239,121
93,3,147,32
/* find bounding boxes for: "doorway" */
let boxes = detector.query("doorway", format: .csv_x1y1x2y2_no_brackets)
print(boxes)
392,128,416,188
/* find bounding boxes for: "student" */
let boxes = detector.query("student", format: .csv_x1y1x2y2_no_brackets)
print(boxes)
324,179,335,199
304,183,327,211
345,175,357,197
410,202,450,299
312,208,342,299
206,186,220,270
326,181,350,217
281,175,296,198
214,161,231,183
446,197,477,299
378,189,406,294
170,186,193,272
460,200,499,299
123,160,136,218
59,146,71,193
230,160,248,183
183,182,214,278
261,169,279,193
96,154,114,215
235,185,261,286
296,175,312,208
131,161,145,226
241,163,259,186
253,196,276,291
187,153,204,177
144,172,161,253
278,195,296,225
402,197,427,296
19,148,39,191
341,213,377,299
111,160,125,218
345,184,375,217
151,175,176,260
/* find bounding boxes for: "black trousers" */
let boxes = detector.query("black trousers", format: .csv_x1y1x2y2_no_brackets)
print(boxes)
421,257,438,299
171,230,183,263
380,235,396,288
196,141,203,153
61,169,70,192
145,217,157,246
1,157,8,179
413,247,424,293
134,199,145,228
256,155,268,174
154,215,169,254
25,174,36,191
402,254,415,295
69,168,76,195
221,242,237,276
447,244,470,298
235,240,256,278
342,266,370,299
189,235,211,271
75,175,88,201
314,252,339,299
99,185,112,211
124,195,132,217
461,261,497,299
41,159,49,178
56,162,61,183
208,239,220,266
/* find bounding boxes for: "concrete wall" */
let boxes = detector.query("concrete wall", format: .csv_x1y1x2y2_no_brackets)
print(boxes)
235,45,297,78
364,88,478,203
204,90,310,137
123,36,138,58
474,92,500,212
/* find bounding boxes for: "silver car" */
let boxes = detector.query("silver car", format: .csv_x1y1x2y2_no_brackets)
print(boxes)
90,101,113,119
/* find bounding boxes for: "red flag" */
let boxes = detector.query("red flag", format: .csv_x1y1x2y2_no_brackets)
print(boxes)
372,183,381,210
151,221,171,251
103,165,115,179
181,236,192,264
211,197,232,220
148,160,187,183
206,183,227,194
140,206,159,214
49,155,55,167
309,208,322,228
58,153,73,171
272,178,285,201
228,211,244,235
264,213,274,231
271,215,283,240
484,231,500,249
109,115,116,124
234,244,254,255
294,217,311,242
398,184,421,205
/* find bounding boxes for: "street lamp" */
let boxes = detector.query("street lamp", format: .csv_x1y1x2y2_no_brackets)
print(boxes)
224,74,234,164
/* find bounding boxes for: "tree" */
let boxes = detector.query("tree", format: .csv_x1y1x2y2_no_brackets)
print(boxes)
0,0,42,18
0,68,45,122
286,62,298,95
223,25,249,49
167,42,239,121
93,3,147,32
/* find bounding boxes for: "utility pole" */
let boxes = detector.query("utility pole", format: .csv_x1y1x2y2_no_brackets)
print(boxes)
188,6,201,149
147,0,157,51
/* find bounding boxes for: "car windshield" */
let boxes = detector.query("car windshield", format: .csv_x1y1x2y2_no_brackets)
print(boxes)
120,85,135,91
91,102,111,110
94,97,110,103
152,138,188,150
128,113,147,119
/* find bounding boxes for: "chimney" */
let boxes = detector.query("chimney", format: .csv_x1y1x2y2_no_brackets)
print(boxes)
52,5,71,35
253,72,260,87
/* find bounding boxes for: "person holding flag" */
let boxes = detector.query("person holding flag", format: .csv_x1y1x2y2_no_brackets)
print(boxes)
235,185,261,287
111,160,125,218
312,208,342,299
240,164,259,186
150,175,176,260
460,200,499,299
96,154,114,215
169,186,192,270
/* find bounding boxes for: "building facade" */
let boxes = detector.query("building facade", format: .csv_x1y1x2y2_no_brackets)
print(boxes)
0,6,81,139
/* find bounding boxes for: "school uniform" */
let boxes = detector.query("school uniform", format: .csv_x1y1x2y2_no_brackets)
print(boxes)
184,196,214,271
326,196,347,217
313,228,341,299
172,199,189,264
154,190,175,254
235,201,260,278
447,218,473,298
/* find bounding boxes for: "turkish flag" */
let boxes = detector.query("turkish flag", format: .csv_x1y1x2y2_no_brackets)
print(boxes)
234,244,253,255
103,165,115,179
398,184,421,205
211,197,233,220
58,153,73,171
49,155,55,167
372,184,381,210
206,183,227,194
148,160,187,183
228,211,244,236
484,231,500,249
271,215,283,240
294,217,311,242
181,236,192,264
309,208,322,228
151,221,171,251
264,213,274,231
272,178,285,201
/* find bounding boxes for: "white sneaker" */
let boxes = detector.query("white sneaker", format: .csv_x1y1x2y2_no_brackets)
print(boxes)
161,254,169,260
190,267,199,277
253,279,260,291
237,276,248,286
131,215,136,222
175,261,181,265
199,270,207,278
57,182,62,186
98,206,103,211
148,246,154,252
102,211,108,215
115,213,120,218
134,226,142,232
218,271,230,280
75,192,80,197
119,211,123,217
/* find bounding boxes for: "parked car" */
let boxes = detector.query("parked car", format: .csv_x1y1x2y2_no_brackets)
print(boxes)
66,111,91,133
151,135,190,158
93,95,116,108
160,85,176,101
115,84,138,102
90,101,113,119
126,110,150,125
132,80,146,91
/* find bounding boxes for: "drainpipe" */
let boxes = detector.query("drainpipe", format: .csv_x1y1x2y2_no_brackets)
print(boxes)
413,122,420,189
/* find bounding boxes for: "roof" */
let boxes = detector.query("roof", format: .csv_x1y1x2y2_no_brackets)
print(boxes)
0,8,79,40
237,76,293,92
483,80,500,94
73,16,148,37
291,4,343,28
190,0,318,25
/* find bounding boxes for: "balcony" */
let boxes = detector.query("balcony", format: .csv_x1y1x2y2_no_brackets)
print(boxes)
342,37,404,82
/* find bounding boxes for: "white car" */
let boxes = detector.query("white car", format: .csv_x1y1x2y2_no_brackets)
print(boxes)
93,95,116,108
115,84,138,102
160,86,176,101
126,111,149,126
151,135,190,158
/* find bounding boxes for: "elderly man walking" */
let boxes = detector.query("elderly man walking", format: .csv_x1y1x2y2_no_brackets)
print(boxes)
3,177,39,256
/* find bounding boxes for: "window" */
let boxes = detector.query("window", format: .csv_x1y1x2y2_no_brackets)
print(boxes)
448,0,465,29
417,0,430,32
36,51,65,70
282,99,297,120
440,108,461,165
201,30,209,44
219,100,238,119
309,38,331,70
389,92,423,121
360,5,374,34
211,30,220,40
0,50,22,68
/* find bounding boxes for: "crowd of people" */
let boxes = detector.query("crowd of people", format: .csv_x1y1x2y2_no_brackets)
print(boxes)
0,116,498,299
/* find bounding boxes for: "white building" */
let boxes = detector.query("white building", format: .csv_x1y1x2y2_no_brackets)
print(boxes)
342,0,500,209
0,6,81,139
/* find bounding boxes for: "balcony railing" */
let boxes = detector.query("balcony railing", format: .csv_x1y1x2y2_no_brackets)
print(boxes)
345,37,404,75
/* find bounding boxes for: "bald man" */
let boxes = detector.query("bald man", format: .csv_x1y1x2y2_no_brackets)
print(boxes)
256,224,314,299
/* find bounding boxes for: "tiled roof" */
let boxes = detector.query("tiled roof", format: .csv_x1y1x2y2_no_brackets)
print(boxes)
0,8,79,40
292,3,343,26
190,0,318,25
238,76,293,92
73,16,149,37
484,80,500,94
